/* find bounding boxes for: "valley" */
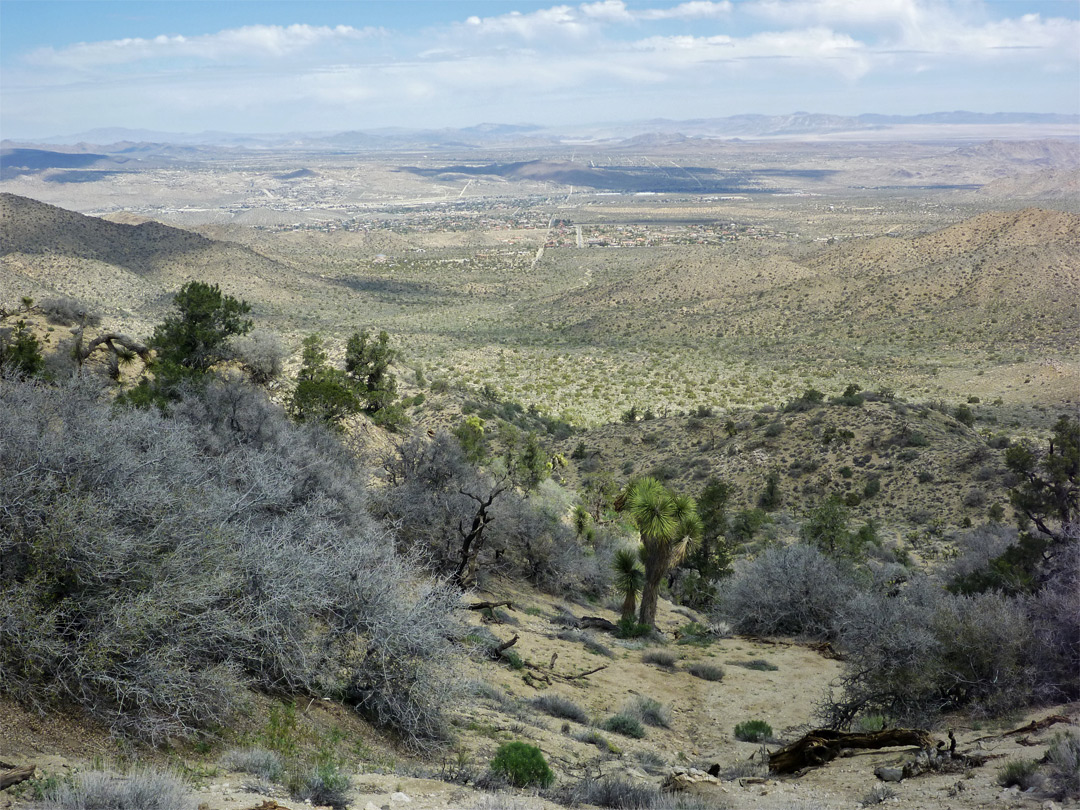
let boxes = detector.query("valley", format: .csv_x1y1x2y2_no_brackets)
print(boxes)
1,131,1078,810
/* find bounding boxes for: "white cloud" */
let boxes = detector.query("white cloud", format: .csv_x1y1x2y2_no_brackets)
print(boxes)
460,0,731,39
26,24,382,69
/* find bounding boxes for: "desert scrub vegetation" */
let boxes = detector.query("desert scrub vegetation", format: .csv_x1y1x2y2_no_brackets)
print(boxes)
378,430,614,595
39,766,191,810
733,719,773,743
0,375,462,748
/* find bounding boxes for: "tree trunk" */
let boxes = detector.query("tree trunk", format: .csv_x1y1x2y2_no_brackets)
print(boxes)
620,590,637,624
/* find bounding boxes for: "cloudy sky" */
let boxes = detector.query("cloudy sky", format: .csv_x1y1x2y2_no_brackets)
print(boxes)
1,0,1077,138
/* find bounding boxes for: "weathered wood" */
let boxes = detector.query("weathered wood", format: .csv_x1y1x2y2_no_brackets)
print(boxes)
973,714,1070,743
565,665,607,680
769,728,937,774
488,634,519,660
468,600,515,612
1,765,36,790
579,616,619,633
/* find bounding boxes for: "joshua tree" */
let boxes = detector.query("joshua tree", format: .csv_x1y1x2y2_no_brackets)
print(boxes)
623,477,702,628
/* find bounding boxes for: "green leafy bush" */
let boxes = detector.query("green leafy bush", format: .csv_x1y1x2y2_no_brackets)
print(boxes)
996,759,1042,790
733,719,773,742
602,713,646,739
489,742,555,788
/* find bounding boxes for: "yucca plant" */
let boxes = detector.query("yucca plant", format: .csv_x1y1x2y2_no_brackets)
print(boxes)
613,547,644,624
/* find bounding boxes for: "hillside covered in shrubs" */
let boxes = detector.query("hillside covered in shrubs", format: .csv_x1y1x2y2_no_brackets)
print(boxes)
1,281,1077,809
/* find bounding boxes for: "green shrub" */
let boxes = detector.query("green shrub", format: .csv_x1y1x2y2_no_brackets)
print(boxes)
733,719,773,742
616,616,651,638
501,649,525,670
863,477,881,498
489,742,555,788
675,622,714,646
996,759,1042,790
291,761,351,808
602,713,646,739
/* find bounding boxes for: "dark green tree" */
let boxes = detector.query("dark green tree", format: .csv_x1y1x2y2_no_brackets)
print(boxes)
289,334,362,425
1006,415,1079,544
758,470,782,511
801,496,855,558
345,329,398,412
119,282,251,410
150,281,251,374
677,477,733,608
0,321,44,377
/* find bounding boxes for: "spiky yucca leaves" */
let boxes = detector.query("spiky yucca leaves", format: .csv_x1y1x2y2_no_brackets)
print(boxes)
613,547,644,623
624,477,701,628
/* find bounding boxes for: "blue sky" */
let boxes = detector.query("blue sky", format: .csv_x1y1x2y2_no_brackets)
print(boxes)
2,0,1078,138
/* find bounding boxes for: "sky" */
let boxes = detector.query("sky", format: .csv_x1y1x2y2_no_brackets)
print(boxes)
1,0,1078,139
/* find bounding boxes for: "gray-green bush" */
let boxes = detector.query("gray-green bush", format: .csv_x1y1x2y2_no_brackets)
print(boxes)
715,544,858,640
0,377,462,748
42,768,190,810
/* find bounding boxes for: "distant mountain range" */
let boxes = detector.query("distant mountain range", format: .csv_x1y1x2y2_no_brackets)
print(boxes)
3,111,1076,153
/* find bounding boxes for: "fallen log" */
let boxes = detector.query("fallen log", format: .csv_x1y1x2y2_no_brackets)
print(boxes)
1,765,36,790
579,616,619,633
468,600,515,612
769,728,937,774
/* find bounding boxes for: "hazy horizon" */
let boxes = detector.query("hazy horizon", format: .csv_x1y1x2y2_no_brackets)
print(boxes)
2,0,1078,141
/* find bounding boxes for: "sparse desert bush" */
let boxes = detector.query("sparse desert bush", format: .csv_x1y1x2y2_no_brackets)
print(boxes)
488,742,555,788
996,759,1042,791
715,543,858,640
561,776,728,809
733,720,773,743
1045,730,1080,799
642,650,678,668
731,659,777,671
602,713,646,739
230,328,285,384
687,663,725,681
40,295,101,326
221,747,284,782
624,696,671,728
533,695,588,724
41,767,190,810
290,761,351,809
575,729,621,754
860,783,897,806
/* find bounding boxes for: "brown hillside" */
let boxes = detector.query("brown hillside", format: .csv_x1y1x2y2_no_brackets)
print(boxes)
528,207,1079,358
0,193,325,334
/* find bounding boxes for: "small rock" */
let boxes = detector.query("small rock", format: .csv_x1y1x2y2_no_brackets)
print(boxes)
390,792,411,803
364,803,380,810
